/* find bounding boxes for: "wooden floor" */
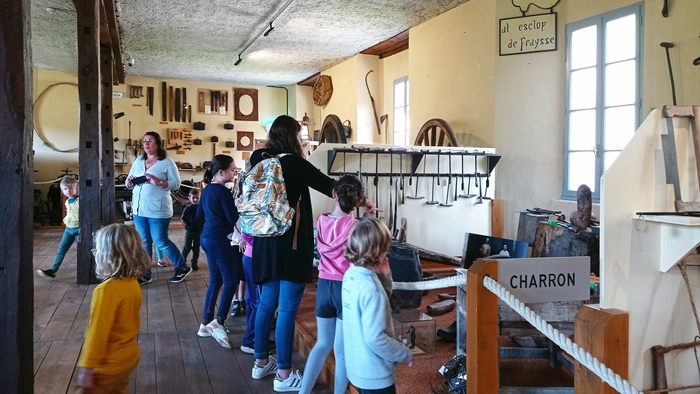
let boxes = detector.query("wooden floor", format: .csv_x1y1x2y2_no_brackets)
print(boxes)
32,226,331,394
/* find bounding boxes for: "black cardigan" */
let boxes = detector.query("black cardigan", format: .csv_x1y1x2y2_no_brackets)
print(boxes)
250,149,335,284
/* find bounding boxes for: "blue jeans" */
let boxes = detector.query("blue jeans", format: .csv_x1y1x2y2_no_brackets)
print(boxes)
133,215,187,277
51,227,79,272
254,280,306,370
201,238,239,323
242,255,260,348
357,385,396,394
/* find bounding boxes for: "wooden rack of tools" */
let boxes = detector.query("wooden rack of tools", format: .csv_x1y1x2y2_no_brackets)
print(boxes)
197,89,229,115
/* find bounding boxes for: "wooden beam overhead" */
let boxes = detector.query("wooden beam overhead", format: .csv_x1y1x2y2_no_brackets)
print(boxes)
0,0,35,391
297,72,320,87
101,0,124,84
360,29,409,59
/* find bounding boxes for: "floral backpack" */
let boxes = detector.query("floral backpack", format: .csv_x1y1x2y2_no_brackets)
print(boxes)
237,153,301,248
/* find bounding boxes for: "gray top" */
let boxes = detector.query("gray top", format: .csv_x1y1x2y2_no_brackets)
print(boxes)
342,265,412,390
127,156,181,219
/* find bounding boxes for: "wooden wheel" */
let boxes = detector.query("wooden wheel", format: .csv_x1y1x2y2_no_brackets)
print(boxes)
414,118,459,147
319,114,347,144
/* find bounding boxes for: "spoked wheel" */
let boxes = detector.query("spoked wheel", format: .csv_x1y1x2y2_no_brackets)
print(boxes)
414,118,459,147
319,114,347,144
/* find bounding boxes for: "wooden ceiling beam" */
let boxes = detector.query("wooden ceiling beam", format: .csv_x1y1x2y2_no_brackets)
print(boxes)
297,72,320,87
101,0,124,84
360,29,409,58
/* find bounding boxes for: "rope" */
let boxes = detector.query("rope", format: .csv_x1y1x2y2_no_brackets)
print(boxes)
393,275,465,290
481,275,642,394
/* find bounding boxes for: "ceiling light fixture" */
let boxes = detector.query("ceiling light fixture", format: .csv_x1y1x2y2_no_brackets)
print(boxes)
234,0,294,66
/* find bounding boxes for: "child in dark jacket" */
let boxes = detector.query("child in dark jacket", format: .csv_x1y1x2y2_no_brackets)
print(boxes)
181,188,203,270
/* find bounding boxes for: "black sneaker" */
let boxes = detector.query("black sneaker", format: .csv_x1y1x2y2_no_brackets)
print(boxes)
230,300,240,316
192,262,199,271
138,277,152,286
37,269,56,279
169,266,192,283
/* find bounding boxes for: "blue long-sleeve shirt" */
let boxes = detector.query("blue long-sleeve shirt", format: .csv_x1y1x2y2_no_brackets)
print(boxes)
127,156,181,219
196,183,238,241
342,265,412,390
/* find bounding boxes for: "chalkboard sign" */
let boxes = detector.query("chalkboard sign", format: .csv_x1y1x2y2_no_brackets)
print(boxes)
499,13,557,56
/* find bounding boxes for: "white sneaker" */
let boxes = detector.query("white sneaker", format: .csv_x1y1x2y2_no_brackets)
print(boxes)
240,345,255,354
206,320,231,348
273,370,303,392
197,323,212,338
252,356,277,379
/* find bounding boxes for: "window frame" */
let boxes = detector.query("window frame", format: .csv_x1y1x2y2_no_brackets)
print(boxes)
562,2,644,202
393,76,409,146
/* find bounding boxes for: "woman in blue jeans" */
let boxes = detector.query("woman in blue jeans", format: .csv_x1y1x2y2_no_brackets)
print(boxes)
126,131,191,285
195,154,242,348
248,115,375,392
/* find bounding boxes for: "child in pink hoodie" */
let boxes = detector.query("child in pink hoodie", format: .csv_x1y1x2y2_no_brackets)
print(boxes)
299,175,364,394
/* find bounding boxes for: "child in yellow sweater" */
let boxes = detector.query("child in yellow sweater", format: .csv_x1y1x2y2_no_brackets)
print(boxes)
76,223,149,393
38,175,80,279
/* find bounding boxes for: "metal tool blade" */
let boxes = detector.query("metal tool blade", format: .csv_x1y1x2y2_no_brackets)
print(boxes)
661,117,682,201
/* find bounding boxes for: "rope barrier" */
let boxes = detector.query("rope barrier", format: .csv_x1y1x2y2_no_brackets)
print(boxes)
481,274,643,394
393,274,465,290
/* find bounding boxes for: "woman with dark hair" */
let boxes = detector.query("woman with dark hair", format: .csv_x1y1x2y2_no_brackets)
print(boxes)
195,154,242,348
250,115,375,392
126,131,191,284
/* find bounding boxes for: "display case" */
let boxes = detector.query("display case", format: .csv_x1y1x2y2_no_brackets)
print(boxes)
392,309,436,356
456,268,467,356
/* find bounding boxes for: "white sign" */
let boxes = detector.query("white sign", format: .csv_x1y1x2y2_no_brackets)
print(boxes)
497,257,590,303
500,13,557,56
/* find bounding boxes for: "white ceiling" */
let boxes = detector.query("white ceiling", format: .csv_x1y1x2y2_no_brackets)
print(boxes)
31,0,470,86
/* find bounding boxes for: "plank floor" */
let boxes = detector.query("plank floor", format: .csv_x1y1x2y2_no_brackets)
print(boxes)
32,226,331,394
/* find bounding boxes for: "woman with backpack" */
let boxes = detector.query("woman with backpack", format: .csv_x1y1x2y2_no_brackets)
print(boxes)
246,115,375,392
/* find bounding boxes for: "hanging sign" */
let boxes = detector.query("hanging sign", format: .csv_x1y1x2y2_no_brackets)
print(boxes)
497,256,590,303
499,13,557,56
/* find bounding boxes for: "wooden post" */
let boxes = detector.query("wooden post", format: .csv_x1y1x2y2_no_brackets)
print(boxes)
0,0,34,391
467,258,499,394
491,199,503,238
75,0,101,284
574,305,629,394
100,43,115,225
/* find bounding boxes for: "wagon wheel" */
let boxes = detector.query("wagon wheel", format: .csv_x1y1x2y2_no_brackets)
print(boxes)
319,114,347,144
413,118,459,147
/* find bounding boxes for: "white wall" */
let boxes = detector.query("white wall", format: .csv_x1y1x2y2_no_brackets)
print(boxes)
602,110,700,389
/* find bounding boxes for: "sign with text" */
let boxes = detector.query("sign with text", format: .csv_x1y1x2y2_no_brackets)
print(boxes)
497,256,590,303
499,13,557,56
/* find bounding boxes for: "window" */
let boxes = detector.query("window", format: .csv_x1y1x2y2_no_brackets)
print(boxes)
563,3,643,201
393,76,409,145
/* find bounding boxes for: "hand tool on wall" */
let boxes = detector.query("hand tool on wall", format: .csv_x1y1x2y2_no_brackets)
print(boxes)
182,88,187,118
169,86,174,122
427,151,440,205
373,151,379,214
161,82,167,121
454,153,459,201
482,155,492,200
147,86,154,116
407,151,426,199
210,91,214,113
393,175,398,234
199,92,205,113
388,153,394,230
365,70,382,135
660,42,677,105
399,151,405,204
127,121,132,146
476,163,484,205
662,0,669,17
440,152,453,207
175,88,181,122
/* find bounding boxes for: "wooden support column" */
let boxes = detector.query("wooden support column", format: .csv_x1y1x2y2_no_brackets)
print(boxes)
74,0,101,284
491,199,503,238
467,258,499,394
574,305,629,394
0,0,34,391
100,41,115,224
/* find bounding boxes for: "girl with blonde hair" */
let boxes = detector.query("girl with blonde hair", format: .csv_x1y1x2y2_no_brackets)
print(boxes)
76,224,148,393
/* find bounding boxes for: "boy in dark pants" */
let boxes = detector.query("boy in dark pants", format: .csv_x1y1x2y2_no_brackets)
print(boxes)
181,188,203,270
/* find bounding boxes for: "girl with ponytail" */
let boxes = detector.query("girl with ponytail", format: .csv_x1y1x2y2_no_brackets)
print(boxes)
195,155,243,348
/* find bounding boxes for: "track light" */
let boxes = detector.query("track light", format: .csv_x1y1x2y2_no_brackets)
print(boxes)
264,22,275,37
234,55,243,66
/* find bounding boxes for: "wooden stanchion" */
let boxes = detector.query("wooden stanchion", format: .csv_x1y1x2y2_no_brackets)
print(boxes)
574,305,629,394
467,258,499,394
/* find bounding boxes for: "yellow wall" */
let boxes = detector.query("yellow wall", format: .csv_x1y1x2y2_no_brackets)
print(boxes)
356,54,381,144
32,69,287,191
318,56,358,143
409,0,497,148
